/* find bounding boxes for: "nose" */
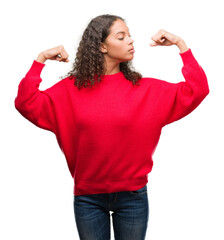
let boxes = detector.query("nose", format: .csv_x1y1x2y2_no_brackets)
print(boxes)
128,36,134,44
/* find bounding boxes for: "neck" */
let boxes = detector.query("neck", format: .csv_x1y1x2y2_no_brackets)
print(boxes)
104,57,120,75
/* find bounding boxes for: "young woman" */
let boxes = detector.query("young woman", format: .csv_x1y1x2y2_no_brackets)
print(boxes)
15,14,209,240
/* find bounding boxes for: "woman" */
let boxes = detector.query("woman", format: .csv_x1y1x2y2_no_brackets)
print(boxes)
15,14,209,240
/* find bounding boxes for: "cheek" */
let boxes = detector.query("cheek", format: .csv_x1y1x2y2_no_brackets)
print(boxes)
107,43,127,58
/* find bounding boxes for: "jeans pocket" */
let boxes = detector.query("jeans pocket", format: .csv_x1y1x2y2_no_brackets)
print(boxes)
129,185,147,195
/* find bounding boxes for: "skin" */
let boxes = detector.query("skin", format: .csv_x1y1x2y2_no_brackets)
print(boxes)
36,19,189,75
100,19,135,74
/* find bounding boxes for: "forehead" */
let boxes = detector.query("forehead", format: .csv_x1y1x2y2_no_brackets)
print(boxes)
110,19,130,35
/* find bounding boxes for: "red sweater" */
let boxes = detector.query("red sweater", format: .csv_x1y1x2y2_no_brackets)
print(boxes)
15,49,209,196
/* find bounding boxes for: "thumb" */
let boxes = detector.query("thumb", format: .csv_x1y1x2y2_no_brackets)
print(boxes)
150,41,159,47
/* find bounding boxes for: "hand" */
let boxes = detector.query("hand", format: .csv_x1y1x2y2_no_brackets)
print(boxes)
150,29,189,53
36,45,69,63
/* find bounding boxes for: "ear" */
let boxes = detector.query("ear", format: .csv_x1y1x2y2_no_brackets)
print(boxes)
100,42,107,53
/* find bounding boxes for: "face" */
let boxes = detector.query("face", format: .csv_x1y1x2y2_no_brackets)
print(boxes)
101,19,135,64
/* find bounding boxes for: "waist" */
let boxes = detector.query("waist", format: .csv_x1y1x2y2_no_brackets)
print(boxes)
74,175,148,196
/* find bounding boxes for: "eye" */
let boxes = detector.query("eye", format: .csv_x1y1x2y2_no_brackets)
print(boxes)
118,37,124,40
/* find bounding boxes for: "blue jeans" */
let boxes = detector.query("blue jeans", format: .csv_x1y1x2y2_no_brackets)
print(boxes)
73,185,149,240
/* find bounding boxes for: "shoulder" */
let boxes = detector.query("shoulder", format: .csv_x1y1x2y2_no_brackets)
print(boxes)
43,76,76,97
138,77,181,98
139,77,177,88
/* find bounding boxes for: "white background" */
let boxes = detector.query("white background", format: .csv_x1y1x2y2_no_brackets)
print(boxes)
1,0,223,239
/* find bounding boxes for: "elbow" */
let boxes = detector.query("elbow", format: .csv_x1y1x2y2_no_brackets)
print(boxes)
203,83,210,99
197,84,209,103
14,97,24,117
206,84,210,96
14,96,27,116
14,96,20,112
201,70,210,98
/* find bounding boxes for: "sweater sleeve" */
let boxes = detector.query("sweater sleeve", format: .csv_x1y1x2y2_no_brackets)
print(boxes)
162,49,209,126
15,60,56,133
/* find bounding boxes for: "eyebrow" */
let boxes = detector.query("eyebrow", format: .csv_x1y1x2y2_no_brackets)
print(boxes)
115,31,130,36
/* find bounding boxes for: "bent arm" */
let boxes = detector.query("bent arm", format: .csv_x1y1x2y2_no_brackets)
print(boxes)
163,49,209,125
15,60,56,132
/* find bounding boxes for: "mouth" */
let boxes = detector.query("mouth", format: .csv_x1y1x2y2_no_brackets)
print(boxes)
128,48,135,53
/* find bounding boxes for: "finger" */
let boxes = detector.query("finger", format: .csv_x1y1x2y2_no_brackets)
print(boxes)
151,30,166,43
58,50,65,62
161,36,166,42
62,52,69,62
150,41,159,47
57,54,69,62
56,54,62,61
60,54,69,62
59,47,69,62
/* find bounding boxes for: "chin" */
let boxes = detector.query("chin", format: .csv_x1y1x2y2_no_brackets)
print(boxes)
128,55,134,61
121,56,134,62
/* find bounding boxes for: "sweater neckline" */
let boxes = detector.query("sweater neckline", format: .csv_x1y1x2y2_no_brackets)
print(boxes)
101,71,125,81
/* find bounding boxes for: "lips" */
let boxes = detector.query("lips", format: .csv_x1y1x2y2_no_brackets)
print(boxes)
128,48,135,53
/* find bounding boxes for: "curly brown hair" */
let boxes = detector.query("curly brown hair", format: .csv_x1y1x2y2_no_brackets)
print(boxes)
65,14,142,89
